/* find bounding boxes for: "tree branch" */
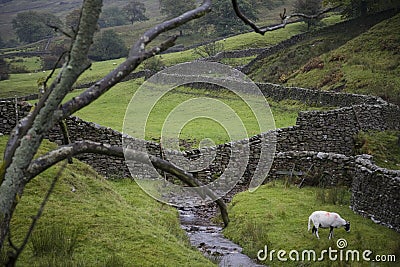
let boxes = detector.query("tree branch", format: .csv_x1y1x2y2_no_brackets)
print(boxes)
232,0,342,35
59,0,212,120
27,140,229,226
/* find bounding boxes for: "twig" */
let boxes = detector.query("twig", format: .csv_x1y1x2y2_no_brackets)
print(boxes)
46,24,73,39
43,51,68,89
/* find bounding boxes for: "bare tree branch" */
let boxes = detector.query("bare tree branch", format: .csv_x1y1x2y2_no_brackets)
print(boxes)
46,23,74,39
232,0,342,35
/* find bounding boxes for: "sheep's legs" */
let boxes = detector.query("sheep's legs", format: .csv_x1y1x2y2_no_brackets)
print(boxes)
312,226,320,239
329,226,334,239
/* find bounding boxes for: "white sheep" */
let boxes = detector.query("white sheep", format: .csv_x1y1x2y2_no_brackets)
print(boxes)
308,211,350,239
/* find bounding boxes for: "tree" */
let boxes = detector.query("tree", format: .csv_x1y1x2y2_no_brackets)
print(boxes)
159,0,196,35
203,0,259,36
192,41,225,58
12,11,62,43
88,29,128,61
0,0,335,264
293,0,323,29
159,0,196,20
65,9,81,32
323,0,400,18
124,1,148,25
98,6,130,28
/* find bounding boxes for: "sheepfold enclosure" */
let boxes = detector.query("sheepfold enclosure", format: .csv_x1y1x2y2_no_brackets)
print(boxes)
1,83,399,232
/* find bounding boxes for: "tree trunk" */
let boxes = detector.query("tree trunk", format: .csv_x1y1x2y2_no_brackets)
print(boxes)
0,0,102,249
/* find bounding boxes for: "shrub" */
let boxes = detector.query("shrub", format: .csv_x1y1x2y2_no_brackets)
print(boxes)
142,56,165,72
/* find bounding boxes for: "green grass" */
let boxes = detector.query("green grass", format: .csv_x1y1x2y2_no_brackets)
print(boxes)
60,81,332,147
6,56,42,72
223,181,400,267
355,130,400,170
0,136,214,267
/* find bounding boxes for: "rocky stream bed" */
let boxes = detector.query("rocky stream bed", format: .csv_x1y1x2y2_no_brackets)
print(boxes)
178,204,266,267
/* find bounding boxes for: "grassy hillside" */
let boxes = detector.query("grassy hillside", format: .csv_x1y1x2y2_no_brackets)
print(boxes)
249,11,400,105
223,181,400,266
0,136,214,266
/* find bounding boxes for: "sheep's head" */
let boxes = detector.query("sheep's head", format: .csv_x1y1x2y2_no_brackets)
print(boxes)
344,221,351,232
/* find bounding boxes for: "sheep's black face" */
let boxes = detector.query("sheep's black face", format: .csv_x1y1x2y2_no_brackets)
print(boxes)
344,221,350,232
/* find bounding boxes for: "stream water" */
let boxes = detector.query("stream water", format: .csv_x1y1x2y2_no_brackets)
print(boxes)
179,205,266,267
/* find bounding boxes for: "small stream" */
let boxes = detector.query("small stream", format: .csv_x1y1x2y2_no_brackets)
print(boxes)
179,206,265,267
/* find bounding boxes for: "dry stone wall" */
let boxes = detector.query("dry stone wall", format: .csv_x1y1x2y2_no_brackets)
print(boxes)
1,84,399,231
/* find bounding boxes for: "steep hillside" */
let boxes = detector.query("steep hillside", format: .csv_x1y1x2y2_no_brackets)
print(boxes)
248,11,400,105
286,12,400,105
0,136,213,266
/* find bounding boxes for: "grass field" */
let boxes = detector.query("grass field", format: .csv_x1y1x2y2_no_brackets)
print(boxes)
223,181,400,266
0,136,214,267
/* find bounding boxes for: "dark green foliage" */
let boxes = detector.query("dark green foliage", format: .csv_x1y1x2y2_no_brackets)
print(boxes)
324,0,400,18
159,0,196,20
142,56,165,72
42,43,67,71
88,30,128,61
41,55,62,71
202,0,259,36
124,1,148,25
98,7,129,28
192,41,225,58
65,9,81,32
293,0,323,29
12,11,62,43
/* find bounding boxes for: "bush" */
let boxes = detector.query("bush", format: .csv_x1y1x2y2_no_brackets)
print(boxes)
89,30,128,61
142,56,165,72
42,55,64,71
